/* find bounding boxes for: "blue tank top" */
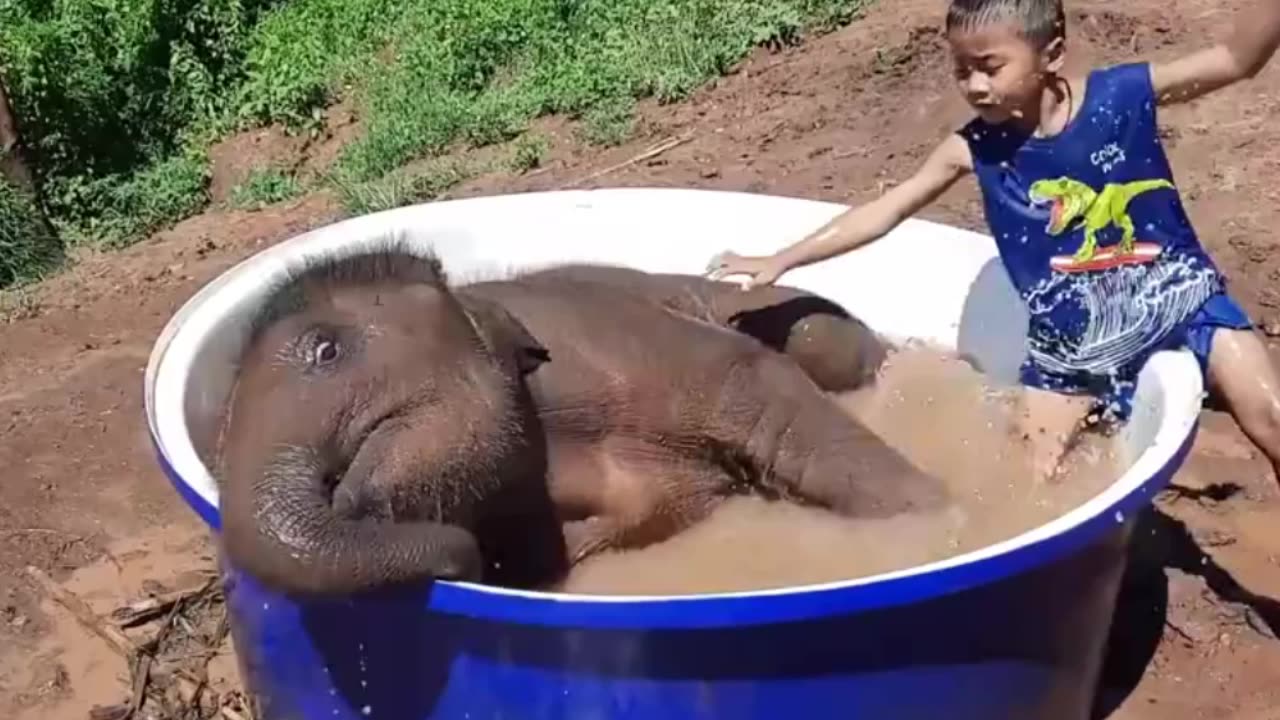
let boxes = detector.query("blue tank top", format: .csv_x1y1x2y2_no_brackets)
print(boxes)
961,61,1223,381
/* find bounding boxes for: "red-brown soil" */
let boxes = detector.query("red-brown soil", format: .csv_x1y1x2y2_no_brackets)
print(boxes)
3,0,1280,716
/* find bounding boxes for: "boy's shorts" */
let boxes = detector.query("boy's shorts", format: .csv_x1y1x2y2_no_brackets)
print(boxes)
1018,291,1254,423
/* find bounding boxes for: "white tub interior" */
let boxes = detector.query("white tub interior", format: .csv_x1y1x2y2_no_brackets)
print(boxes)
144,188,1205,594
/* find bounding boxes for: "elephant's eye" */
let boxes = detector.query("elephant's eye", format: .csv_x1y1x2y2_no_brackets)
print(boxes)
288,325,347,371
312,338,341,366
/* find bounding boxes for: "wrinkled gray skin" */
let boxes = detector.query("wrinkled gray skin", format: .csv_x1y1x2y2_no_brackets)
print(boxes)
216,242,946,597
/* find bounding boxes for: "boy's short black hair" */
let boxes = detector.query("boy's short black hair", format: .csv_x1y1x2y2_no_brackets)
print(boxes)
945,0,1066,48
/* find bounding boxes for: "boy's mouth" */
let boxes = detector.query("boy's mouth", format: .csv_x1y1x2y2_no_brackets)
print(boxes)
972,103,1003,118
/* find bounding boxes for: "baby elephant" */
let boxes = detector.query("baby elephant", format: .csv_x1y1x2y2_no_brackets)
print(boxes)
216,240,947,596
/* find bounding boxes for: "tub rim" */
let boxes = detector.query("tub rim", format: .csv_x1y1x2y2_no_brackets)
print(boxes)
144,187,1202,629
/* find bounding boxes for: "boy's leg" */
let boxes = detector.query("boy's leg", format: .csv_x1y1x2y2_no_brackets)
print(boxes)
1016,385,1094,483
1204,328,1280,485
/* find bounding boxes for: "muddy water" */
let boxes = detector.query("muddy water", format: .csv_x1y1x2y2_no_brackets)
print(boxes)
554,346,1126,596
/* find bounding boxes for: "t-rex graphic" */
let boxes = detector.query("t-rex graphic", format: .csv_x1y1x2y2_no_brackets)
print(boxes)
1028,177,1174,263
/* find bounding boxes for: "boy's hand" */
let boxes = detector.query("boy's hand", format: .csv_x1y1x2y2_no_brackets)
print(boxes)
700,135,973,292
704,250,785,290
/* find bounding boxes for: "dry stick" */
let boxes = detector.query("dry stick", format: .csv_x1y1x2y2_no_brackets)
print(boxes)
131,588,192,719
832,146,867,160
168,581,239,720
126,653,154,718
562,133,695,189
26,564,165,719
24,565,133,655
22,566,208,705
1,527,72,538
31,565,246,720
1164,618,1196,644
111,576,218,629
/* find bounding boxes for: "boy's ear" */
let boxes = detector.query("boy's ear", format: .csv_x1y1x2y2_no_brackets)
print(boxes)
1041,36,1066,73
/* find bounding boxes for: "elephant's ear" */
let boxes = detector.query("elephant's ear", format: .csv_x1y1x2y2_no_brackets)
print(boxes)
458,294,550,375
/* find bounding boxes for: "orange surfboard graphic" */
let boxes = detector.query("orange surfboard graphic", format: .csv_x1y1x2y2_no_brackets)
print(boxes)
1050,242,1162,274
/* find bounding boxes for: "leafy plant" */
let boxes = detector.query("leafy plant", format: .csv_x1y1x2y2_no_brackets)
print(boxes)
508,133,550,173
327,159,471,216
0,0,871,268
230,167,304,209
0,180,62,289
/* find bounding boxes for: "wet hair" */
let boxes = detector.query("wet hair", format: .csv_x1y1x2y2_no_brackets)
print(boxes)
247,235,447,345
945,0,1066,49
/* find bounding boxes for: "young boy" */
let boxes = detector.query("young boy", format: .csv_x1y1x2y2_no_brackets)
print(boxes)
705,0,1280,484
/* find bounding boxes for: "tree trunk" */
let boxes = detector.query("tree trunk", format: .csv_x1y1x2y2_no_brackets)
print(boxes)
0,76,36,194
0,74,56,238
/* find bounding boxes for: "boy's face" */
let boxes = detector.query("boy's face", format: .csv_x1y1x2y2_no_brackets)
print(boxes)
947,21,1063,126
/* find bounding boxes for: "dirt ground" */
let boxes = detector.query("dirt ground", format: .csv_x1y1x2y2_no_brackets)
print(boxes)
3,0,1280,717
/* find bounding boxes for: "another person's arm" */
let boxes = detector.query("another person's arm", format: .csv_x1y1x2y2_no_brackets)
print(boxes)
1150,0,1280,105
705,133,972,289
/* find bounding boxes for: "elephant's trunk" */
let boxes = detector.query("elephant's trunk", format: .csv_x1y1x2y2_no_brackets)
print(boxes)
219,443,482,597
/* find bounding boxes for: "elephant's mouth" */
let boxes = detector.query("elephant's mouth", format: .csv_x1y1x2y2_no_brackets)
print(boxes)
325,405,409,498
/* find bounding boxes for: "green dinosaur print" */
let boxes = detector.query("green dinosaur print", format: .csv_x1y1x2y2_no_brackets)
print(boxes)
1028,177,1175,263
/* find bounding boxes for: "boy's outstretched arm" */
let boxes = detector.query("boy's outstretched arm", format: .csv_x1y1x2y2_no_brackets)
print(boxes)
706,133,972,289
1151,0,1280,105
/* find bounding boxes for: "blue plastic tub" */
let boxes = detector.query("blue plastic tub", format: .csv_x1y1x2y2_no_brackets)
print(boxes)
144,188,1202,719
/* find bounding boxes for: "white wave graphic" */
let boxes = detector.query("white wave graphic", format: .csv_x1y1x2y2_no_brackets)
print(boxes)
1023,254,1219,376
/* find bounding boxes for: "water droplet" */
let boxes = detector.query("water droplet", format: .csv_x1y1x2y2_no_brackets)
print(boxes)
262,602,270,611
362,705,373,716
1114,510,1125,523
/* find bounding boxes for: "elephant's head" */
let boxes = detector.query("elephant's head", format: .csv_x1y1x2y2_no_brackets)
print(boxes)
216,240,550,596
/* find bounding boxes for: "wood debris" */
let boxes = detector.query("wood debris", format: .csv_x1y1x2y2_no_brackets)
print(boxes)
23,565,255,720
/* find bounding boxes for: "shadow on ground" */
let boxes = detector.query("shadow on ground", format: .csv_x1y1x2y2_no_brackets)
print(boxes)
1091,502,1280,718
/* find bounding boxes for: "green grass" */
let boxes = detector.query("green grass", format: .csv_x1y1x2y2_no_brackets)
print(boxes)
0,181,63,288
325,0,868,182
0,0,871,288
507,134,550,173
230,167,305,209
327,158,474,216
61,151,212,249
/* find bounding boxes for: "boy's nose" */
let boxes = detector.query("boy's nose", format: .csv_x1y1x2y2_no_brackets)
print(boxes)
965,73,991,95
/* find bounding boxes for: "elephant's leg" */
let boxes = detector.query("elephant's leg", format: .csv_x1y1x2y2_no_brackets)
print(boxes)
714,284,888,393
562,516,621,565
658,281,888,393
702,343,948,519
552,437,732,564
472,483,574,589
518,265,888,392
